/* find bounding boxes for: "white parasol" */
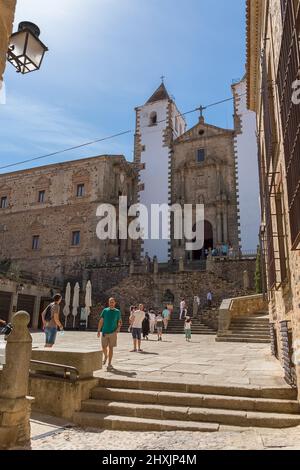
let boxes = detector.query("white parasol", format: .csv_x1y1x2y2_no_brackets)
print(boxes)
72,282,80,328
85,280,92,328
63,282,71,328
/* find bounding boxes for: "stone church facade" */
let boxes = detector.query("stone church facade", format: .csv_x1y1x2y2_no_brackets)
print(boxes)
135,82,240,262
171,116,240,261
0,82,240,279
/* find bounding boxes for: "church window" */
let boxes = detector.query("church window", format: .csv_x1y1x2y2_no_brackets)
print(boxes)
149,112,157,126
72,231,81,246
38,190,45,203
0,196,8,209
32,235,40,251
197,149,205,163
76,184,85,197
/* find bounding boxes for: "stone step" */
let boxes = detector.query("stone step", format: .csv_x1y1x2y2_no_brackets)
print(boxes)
97,377,297,400
73,412,220,432
224,333,270,338
230,327,270,332
231,320,270,328
91,387,300,414
216,337,270,344
79,399,300,428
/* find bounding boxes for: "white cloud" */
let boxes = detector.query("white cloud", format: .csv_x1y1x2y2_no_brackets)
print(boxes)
0,93,133,171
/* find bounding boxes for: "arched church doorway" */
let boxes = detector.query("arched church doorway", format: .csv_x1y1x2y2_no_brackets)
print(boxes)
162,289,175,305
192,220,214,261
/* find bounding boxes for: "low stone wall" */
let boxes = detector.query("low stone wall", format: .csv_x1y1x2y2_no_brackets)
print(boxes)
208,258,256,289
29,376,98,420
201,309,219,331
230,294,268,318
217,294,268,337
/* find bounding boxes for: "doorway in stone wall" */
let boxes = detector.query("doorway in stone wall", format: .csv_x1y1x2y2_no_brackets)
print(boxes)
192,220,214,261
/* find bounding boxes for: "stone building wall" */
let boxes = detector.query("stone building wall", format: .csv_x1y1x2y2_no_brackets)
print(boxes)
171,117,240,260
0,155,136,282
247,0,300,392
208,259,256,290
0,0,16,82
88,267,254,329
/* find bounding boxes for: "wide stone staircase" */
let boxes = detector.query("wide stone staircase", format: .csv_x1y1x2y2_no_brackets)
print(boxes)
73,377,300,431
216,315,271,344
120,314,216,335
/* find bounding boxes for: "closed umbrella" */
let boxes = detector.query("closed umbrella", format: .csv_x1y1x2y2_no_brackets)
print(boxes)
63,282,71,328
72,282,80,329
85,280,92,328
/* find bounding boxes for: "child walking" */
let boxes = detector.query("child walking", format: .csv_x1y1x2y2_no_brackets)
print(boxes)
184,317,192,342
155,312,164,342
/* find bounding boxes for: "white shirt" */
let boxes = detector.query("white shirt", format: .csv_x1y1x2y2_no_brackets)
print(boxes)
130,310,145,329
180,301,185,310
149,313,156,322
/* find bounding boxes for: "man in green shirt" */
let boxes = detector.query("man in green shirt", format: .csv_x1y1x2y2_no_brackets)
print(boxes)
97,297,122,370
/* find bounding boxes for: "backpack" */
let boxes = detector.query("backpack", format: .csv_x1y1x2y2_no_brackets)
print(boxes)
0,323,12,336
44,303,53,322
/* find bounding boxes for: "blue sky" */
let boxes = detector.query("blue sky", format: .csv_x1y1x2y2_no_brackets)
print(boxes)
0,0,246,173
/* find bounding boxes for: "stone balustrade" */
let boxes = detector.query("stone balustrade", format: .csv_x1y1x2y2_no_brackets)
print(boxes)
217,294,268,337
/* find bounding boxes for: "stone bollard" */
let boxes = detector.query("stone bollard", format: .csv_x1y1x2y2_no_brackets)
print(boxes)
153,256,158,275
0,311,32,449
243,270,250,290
129,260,135,275
179,257,184,272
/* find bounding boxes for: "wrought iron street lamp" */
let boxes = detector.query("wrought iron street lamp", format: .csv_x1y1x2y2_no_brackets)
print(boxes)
7,22,48,74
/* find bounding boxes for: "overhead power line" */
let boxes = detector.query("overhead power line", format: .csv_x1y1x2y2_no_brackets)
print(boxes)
0,92,247,172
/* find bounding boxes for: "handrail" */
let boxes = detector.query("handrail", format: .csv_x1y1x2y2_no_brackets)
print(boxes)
30,359,79,382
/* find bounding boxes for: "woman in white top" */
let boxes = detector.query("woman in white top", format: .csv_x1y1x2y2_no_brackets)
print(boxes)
148,310,156,334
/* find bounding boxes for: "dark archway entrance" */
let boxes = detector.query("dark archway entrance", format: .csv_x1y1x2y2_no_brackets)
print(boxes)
162,289,175,304
192,220,214,261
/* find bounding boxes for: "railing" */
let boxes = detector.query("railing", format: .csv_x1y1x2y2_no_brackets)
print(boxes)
277,0,300,249
29,360,79,382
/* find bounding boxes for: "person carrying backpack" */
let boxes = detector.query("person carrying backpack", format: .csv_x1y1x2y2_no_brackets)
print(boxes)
41,294,64,348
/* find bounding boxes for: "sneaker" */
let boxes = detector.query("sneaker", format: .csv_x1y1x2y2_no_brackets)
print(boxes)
107,364,114,371
130,349,137,352
138,349,143,352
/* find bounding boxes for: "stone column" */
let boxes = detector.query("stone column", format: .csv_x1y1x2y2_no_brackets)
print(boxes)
129,260,135,275
179,257,184,272
243,270,250,290
223,206,228,243
217,212,222,244
32,295,41,330
153,256,158,275
0,311,32,449
8,292,18,322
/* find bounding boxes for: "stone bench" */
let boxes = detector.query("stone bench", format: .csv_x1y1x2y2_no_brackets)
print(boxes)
31,348,103,380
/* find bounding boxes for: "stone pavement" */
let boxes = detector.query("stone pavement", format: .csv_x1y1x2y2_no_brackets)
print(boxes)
32,331,287,388
28,413,300,450
27,331,300,450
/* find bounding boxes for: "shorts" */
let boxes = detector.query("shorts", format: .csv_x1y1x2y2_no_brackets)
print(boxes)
157,327,163,335
101,331,118,349
132,328,142,340
45,327,57,345
185,330,191,339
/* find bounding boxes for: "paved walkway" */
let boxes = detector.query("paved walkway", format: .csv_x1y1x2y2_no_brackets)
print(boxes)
27,332,300,450
32,331,287,388
28,413,300,450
